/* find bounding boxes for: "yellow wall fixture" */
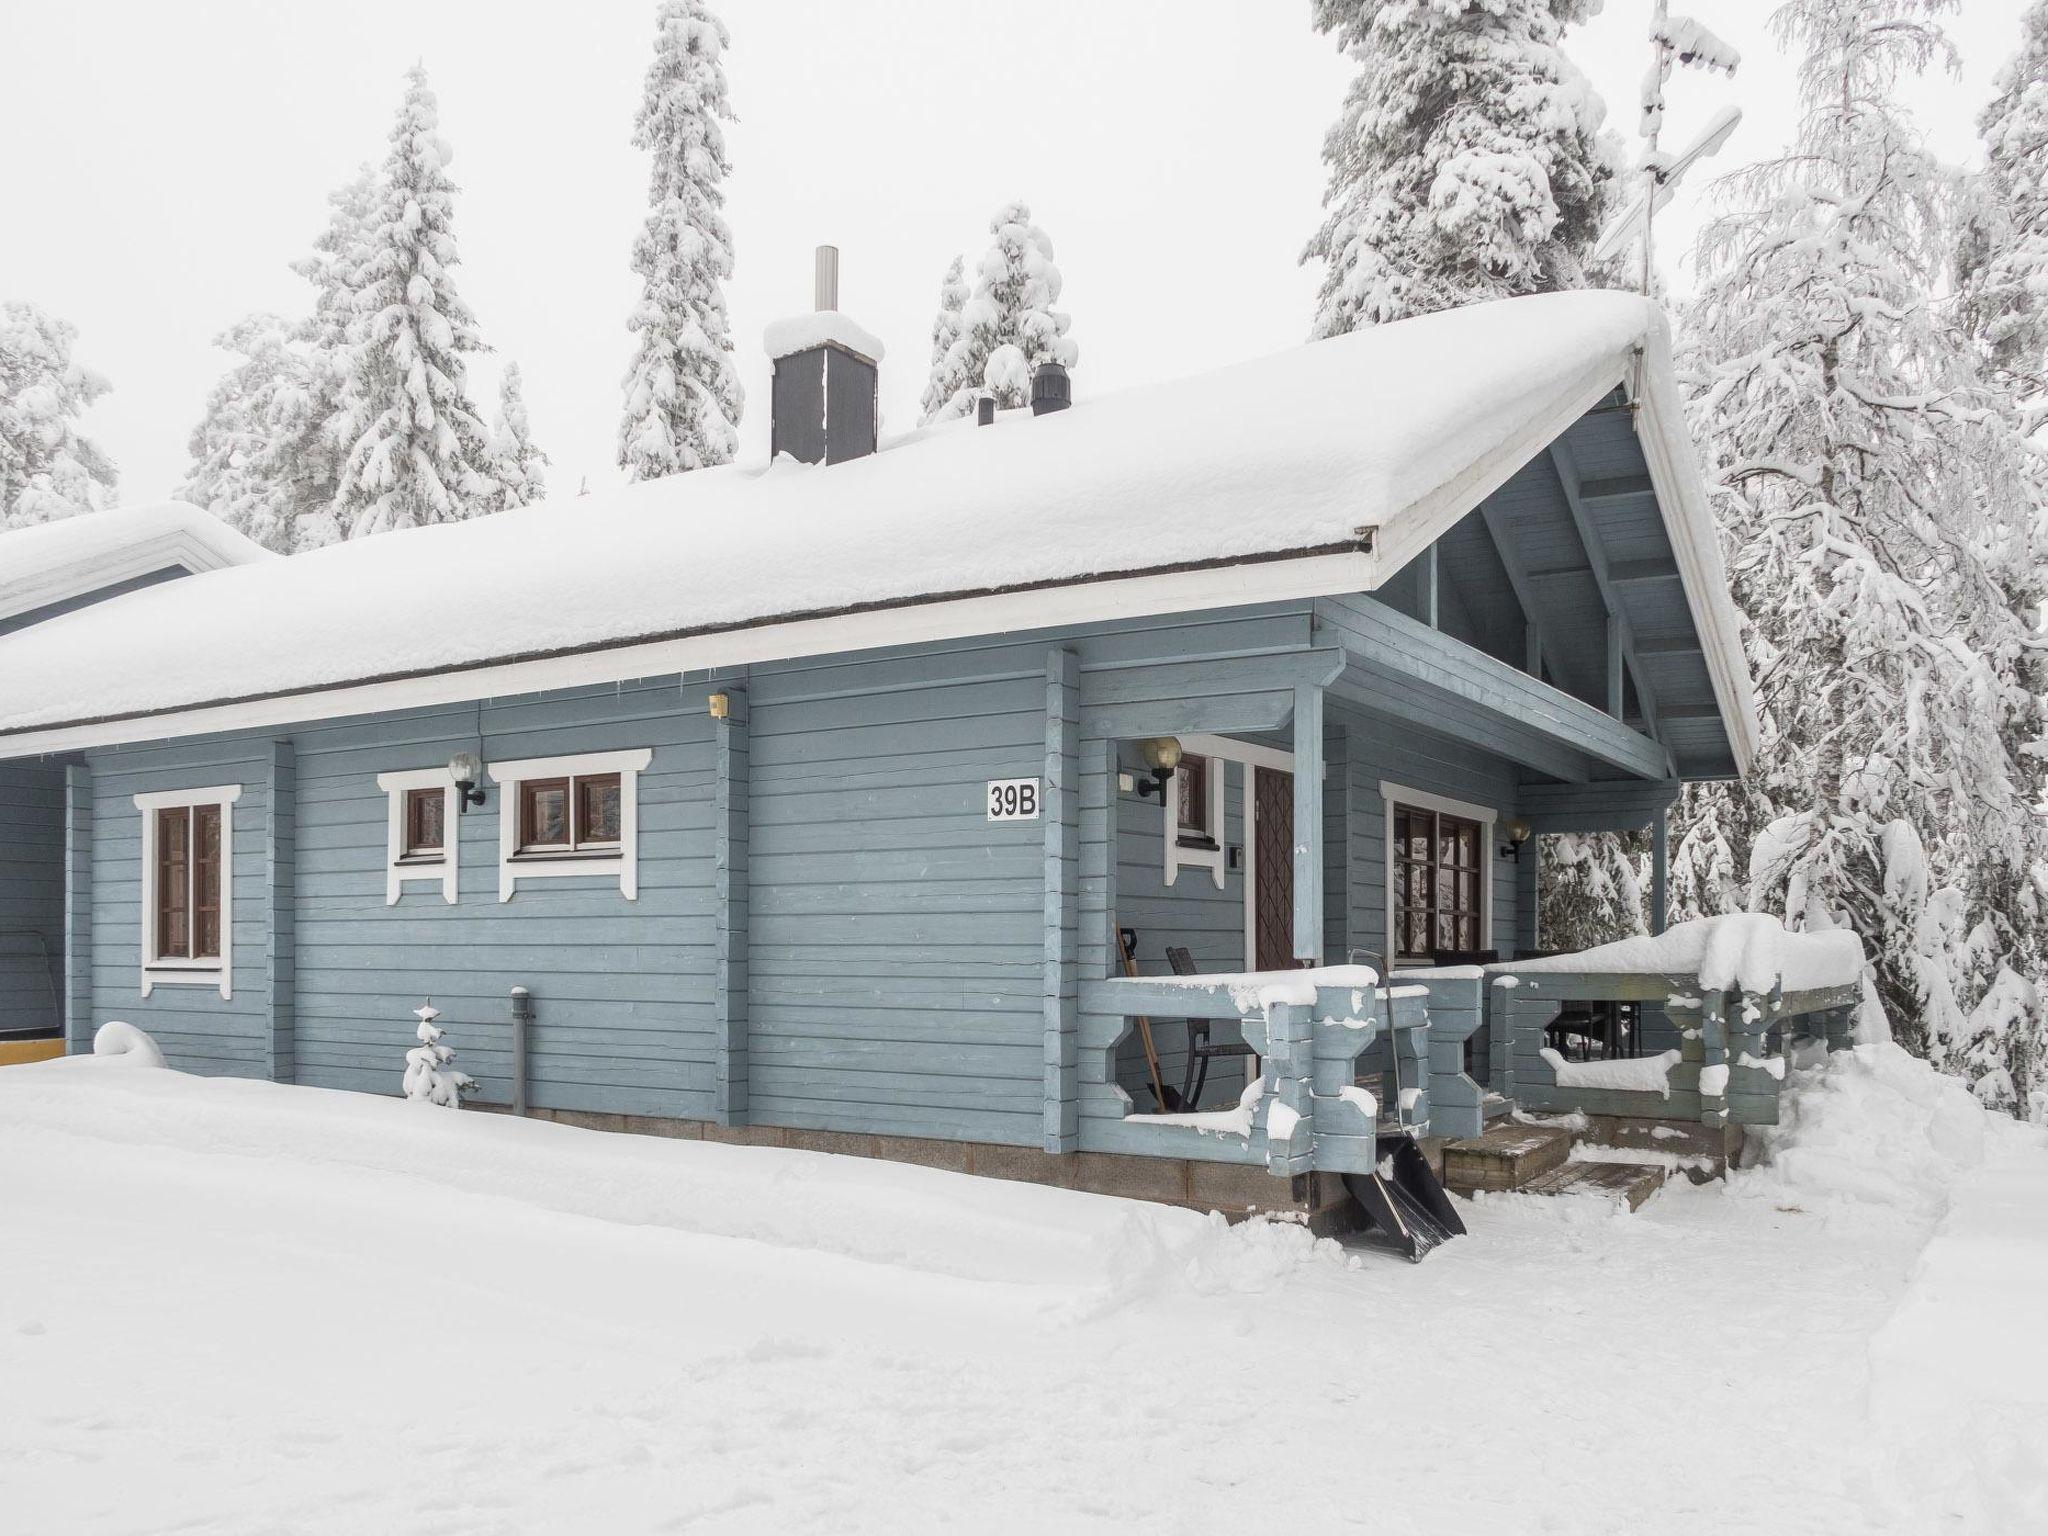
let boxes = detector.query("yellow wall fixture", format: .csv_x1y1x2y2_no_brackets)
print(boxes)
708,692,730,720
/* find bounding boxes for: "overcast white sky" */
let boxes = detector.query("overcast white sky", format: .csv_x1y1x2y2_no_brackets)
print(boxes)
0,0,2032,505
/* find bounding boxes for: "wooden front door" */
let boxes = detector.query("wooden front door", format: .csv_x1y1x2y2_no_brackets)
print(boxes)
1253,766,1295,971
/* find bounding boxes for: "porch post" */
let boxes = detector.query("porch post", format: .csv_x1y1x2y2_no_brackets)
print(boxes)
1291,685,1323,965
713,682,750,1126
1043,649,1080,1153
1650,809,1669,935
63,763,93,1056
266,739,296,1084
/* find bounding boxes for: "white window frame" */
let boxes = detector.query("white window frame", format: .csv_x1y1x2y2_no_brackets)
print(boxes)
134,784,241,999
1380,780,1497,966
1161,748,1228,891
375,768,460,905
489,748,652,902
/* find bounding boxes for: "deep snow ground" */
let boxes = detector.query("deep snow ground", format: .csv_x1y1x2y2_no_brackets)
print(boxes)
1,1045,2042,1535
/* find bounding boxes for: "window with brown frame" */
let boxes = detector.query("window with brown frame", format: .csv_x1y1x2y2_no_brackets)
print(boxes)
402,786,445,860
1393,803,1483,960
1175,754,1215,846
155,803,222,961
517,772,622,854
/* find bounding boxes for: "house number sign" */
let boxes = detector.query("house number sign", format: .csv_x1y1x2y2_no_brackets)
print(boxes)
986,778,1041,821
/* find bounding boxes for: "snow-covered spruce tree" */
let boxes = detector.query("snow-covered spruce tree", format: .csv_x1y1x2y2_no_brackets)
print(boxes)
0,300,117,528
1957,0,2048,422
484,362,549,512
618,0,743,481
1537,832,1647,953
179,314,313,554
286,164,380,551
928,202,1079,419
1302,0,1619,337
917,254,970,425
402,1002,475,1107
332,66,495,540
1672,0,2048,1115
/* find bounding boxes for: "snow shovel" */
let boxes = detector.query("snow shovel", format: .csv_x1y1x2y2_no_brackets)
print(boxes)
1343,1138,1466,1263
1117,927,1184,1113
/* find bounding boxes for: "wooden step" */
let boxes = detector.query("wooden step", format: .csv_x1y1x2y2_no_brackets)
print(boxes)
1440,1123,1572,1194
1520,1159,1666,1211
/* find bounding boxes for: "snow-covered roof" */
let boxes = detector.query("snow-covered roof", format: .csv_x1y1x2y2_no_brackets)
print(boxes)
0,292,1753,764
763,310,887,363
0,501,273,627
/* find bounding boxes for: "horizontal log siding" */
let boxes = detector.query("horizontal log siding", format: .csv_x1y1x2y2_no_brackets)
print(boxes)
85,736,272,1074
288,678,714,1116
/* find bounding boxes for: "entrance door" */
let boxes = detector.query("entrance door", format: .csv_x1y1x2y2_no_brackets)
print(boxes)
1253,766,1295,971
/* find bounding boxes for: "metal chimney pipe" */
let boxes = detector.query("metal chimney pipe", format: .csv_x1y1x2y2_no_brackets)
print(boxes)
814,245,839,311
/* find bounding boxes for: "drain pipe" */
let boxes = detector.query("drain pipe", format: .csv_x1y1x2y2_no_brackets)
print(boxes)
509,987,533,1116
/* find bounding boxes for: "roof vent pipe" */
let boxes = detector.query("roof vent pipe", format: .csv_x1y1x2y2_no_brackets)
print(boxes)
814,244,839,311
976,394,996,427
1030,361,1071,416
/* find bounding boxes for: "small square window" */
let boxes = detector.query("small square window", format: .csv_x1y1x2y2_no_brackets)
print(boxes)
519,778,571,850
577,774,622,845
403,787,445,858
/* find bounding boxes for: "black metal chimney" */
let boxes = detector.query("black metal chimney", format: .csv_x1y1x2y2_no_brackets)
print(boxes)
1030,361,1071,416
765,245,883,466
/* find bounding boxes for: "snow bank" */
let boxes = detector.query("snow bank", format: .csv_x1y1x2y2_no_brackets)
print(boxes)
1540,1047,1680,1096
0,292,1668,737
1499,914,1863,995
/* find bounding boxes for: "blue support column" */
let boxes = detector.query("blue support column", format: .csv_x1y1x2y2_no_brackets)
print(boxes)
267,740,296,1083
1651,808,1669,935
63,764,93,1055
714,683,750,1126
1291,685,1324,964
1043,649,1080,1153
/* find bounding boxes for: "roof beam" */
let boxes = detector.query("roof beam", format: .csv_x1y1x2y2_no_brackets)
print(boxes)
1476,497,1572,690
1577,473,1655,503
1658,702,1722,721
1634,634,1704,656
1548,439,1677,774
1608,558,1682,584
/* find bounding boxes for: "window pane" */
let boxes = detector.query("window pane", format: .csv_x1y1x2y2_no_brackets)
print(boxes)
522,780,568,846
577,775,622,844
192,804,221,960
407,788,444,853
157,808,189,960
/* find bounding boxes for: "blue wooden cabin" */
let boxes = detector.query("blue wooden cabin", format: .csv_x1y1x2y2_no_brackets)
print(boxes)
0,289,1819,1220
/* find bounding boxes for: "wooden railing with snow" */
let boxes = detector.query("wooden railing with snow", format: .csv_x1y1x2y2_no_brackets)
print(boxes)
1079,968,1426,1176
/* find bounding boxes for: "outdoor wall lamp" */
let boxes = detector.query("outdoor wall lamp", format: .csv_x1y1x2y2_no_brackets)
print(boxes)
1501,816,1532,862
448,751,488,814
1132,736,1183,801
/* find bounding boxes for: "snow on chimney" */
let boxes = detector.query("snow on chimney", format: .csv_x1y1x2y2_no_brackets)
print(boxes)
764,245,884,466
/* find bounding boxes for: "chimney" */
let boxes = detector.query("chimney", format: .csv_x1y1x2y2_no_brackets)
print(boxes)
765,244,884,466
1030,361,1071,416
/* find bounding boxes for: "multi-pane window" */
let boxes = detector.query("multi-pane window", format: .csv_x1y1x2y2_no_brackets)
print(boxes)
155,803,223,961
403,786,445,859
517,772,621,853
1393,803,1483,960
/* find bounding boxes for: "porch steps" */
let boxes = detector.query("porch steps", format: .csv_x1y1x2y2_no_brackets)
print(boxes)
1520,1159,1667,1211
1440,1123,1572,1195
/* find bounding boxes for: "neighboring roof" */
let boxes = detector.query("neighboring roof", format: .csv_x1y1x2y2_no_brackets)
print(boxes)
0,501,273,626
0,292,1755,771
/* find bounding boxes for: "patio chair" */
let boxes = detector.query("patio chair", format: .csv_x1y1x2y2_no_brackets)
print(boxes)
1165,945,1257,1109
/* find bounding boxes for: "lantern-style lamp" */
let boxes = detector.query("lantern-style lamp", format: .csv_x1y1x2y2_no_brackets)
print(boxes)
448,751,488,814
1132,737,1183,802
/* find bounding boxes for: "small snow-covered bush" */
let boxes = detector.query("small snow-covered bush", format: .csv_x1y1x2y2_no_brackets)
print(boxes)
91,1021,166,1067
402,1002,475,1108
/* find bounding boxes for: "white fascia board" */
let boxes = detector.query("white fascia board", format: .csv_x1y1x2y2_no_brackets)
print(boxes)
0,548,1377,759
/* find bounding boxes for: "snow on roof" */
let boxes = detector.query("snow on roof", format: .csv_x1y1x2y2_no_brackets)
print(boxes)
1496,915,1866,997
763,309,887,362
0,500,272,624
0,292,1748,756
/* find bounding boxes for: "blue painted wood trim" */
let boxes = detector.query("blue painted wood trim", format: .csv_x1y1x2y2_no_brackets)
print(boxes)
1515,842,1539,954
267,740,296,1082
714,682,749,1126
63,764,92,1054
1043,649,1080,1153
1291,684,1323,962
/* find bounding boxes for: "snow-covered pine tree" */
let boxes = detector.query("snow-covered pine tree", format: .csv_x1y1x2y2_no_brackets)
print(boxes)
1672,0,2048,1115
332,66,495,540
917,254,970,425
1537,833,1648,953
1303,0,1619,337
179,313,313,554
402,1001,475,1107
0,300,117,528
928,202,1079,419
1957,0,2048,423
484,362,549,511
618,0,743,481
